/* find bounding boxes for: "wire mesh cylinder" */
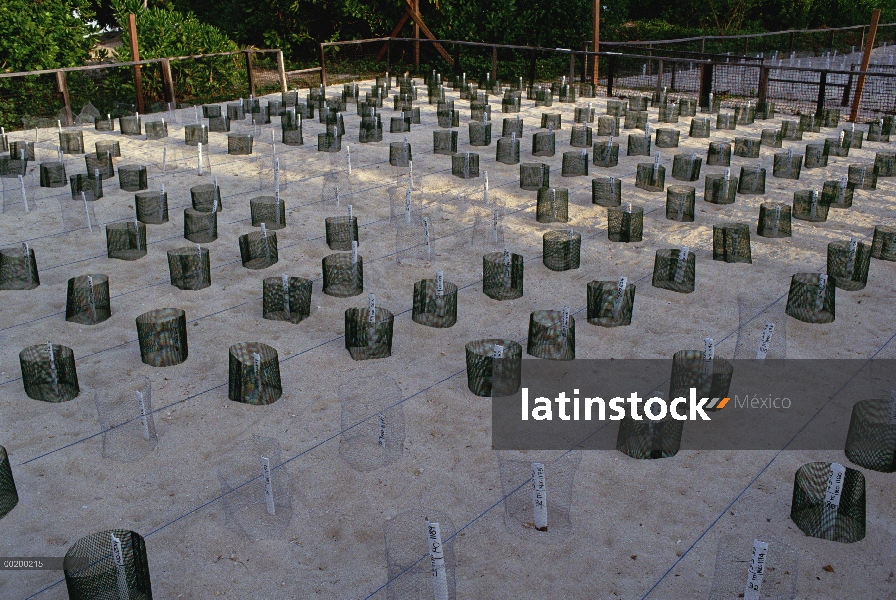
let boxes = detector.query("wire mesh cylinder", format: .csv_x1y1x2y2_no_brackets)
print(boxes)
874,151,895,177
592,141,619,167
689,117,710,138
502,117,524,137
785,273,835,323
542,230,581,271
843,129,863,148
527,310,575,359
412,278,458,328
324,216,358,251
561,151,588,177
867,121,890,142
781,120,802,140
136,308,188,366
627,134,651,157
606,99,626,117
483,251,523,300
824,137,849,158
119,116,142,135
520,163,549,190
541,113,561,130
587,280,635,327
359,116,383,142
792,190,828,222
617,406,684,459
658,104,679,123
592,176,622,207
389,142,412,167
713,223,752,263
40,162,67,188
184,123,208,145
262,276,312,323
574,106,595,123
470,104,491,122
847,164,876,190
0,246,39,290
202,104,222,118
871,225,896,261
652,248,696,293
118,165,147,192
704,174,737,205
64,530,152,599
337,375,405,472
790,462,865,543
227,133,253,155
226,102,245,120
94,375,159,463
452,153,479,178
345,306,394,360
437,109,460,128
19,343,79,402
716,113,737,130
167,247,211,290
105,221,146,261
389,116,410,133
322,253,363,297
655,128,679,149
85,152,114,179
228,342,282,405
761,128,783,148
94,116,114,131
569,124,592,148
730,138,759,159
665,186,696,222
532,131,555,157
597,115,619,136
191,183,222,212
738,166,766,194
66,274,110,325
669,350,734,413
239,231,278,270
465,339,522,396
9,141,33,162
59,130,84,154
799,113,821,133
672,154,702,181
757,202,792,238
624,110,647,130
280,120,300,144
250,197,286,230
135,191,168,224
498,452,580,542
823,108,840,127
706,142,731,166
827,240,871,291
95,140,120,158
433,130,457,155
536,188,569,222
183,208,217,243
496,136,520,164
844,399,896,473
678,98,697,116
628,96,648,111
0,446,18,519
635,163,665,192
755,101,775,119
144,120,167,140
804,143,828,169
734,104,755,125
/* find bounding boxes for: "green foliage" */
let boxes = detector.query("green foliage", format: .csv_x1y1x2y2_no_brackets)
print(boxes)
0,0,98,72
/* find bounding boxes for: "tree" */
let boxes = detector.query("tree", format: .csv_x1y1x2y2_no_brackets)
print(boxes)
0,0,98,72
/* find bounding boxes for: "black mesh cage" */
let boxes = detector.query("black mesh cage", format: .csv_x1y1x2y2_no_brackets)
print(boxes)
805,143,829,169
592,176,622,207
59,130,84,154
470,102,491,122
624,110,648,130
184,209,217,243
707,142,731,167
733,137,760,159
669,350,734,412
561,151,589,177
0,246,40,289
792,190,829,223
106,221,147,261
464,339,522,397
250,197,286,230
191,183,222,212
434,130,458,156
482,251,524,300
781,120,802,140
19,343,80,402
468,121,492,147
596,116,619,136
542,230,581,271
689,117,710,138
757,202,792,238
520,163,549,190
716,113,737,130
40,162,67,188
383,510,457,600
344,305,394,361
755,101,775,119
502,117,524,138
607,206,644,243
868,121,890,143
9,141,34,161
412,278,458,328
95,116,114,131
452,153,479,178
86,151,114,179
871,225,896,261
65,274,111,325
655,128,679,149
389,142,412,167
228,133,254,155
338,376,405,472
847,164,877,190
325,216,359,251
665,186,696,222
658,105,679,123
628,96,649,111
616,408,684,459
606,100,626,117
63,530,153,600
592,141,619,167
627,134,651,157
652,248,696,293
671,154,702,182
238,231,278,270
734,104,755,125
570,125,592,148
761,128,783,148
536,188,569,223
322,253,363,297
184,123,208,145
95,141,121,158
574,106,595,123
738,166,766,194
262,276,312,324
532,131,556,157
704,174,738,205
228,342,282,405
785,273,835,324
118,166,148,192
772,152,802,180
281,115,301,144
827,240,871,291
360,115,383,143
527,310,575,360
801,113,823,133
0,446,19,520
875,151,896,177
70,173,103,201
167,247,211,290
844,399,896,473
437,109,460,128
226,102,246,120
635,163,665,192
134,191,168,224
496,136,520,164
389,116,410,133
119,116,142,135
790,462,865,543
713,223,752,264
144,120,168,140
136,308,188,367
202,104,222,118
587,280,636,327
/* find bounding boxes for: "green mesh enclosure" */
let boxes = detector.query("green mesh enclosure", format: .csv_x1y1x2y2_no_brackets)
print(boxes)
40,162,67,188
843,129,863,148
496,137,520,164
716,113,737,130
389,116,410,133
95,116,114,131
191,183,222,212
106,221,146,261
0,446,18,520
133,191,167,225
71,172,103,201
592,176,621,207
868,121,889,142
827,240,871,291
59,130,84,154
802,144,827,170
464,339,522,397
822,109,840,127
434,130,457,156
665,186,695,222
345,305,394,360
785,273,835,324
228,342,282,405
689,117,710,138
93,375,159,463
738,166,766,194
119,116,142,135
627,134,651,157
412,278,458,328
226,102,246,120
790,462,865,543
338,376,405,472
118,166,147,192
19,343,79,402
635,163,664,192
574,106,595,123
322,254,363,297
587,280,635,327
262,276,312,323
669,350,734,410
844,399,896,473
360,115,383,142
874,151,895,177
655,128,679,149
239,231,278,270
136,308,188,367
596,116,619,136
520,163,549,190
502,117,524,138
570,125,592,148
773,153,802,179
733,137,760,159
617,408,684,459
652,248,696,293
706,142,731,167
824,137,849,158
325,216,358,251
628,96,648,111
167,247,211,290
469,121,492,147
734,104,755,125
658,105,679,124
437,109,460,128
799,114,820,134
95,141,120,158
452,153,479,178
527,310,575,360
0,246,39,289
608,206,643,242
761,128,783,148
757,202,792,238
672,154,702,181
280,115,301,144
624,110,648,130
66,274,110,325
678,98,697,117
532,131,556,157
542,230,581,271
536,188,569,223
483,251,523,300
250,197,286,230
704,174,737,205
713,223,752,264
202,104,222,118
541,113,561,130
183,209,217,243
384,510,457,600
755,102,775,119
502,94,521,113
871,225,896,261
848,164,877,190
592,141,619,167
9,141,34,161
227,133,254,155
792,190,828,222
389,142,412,167
560,151,588,177
144,120,168,140
64,530,153,600
606,99,626,116
184,123,208,146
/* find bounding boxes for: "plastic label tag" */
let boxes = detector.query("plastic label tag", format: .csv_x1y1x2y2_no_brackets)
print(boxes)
261,456,276,515
756,322,775,359
427,521,450,600
532,462,547,531
743,539,769,600
136,390,151,441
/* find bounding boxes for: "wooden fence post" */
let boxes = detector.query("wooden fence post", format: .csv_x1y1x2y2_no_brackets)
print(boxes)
161,59,176,107
319,44,327,88
851,9,881,122
127,13,145,113
276,50,288,92
491,46,498,82
55,71,73,126
245,50,256,96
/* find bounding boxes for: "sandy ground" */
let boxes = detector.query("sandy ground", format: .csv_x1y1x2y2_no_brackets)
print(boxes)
0,73,895,600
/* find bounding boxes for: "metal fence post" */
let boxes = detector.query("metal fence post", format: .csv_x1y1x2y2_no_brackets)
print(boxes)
816,70,828,119
699,62,714,108
656,59,664,92
757,65,769,105
528,48,537,90
492,46,498,82
606,55,616,97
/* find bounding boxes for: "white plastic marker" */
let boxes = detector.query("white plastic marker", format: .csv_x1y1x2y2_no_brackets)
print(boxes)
18,175,27,212
709,92,714,111
860,166,867,186
435,270,444,297
674,246,689,283
644,122,650,139
261,456,276,515
612,276,628,318
21,242,30,285
483,171,489,204
815,274,828,312
45,340,58,387
110,533,130,600
161,146,167,172
377,412,387,448
133,218,142,251
423,217,432,261
194,105,200,123
756,322,776,360
81,192,92,233
503,248,512,285
743,539,769,600
197,142,203,176
351,240,358,266
846,237,858,276
822,462,847,530
492,207,500,242
888,390,896,426
703,337,715,374
405,188,412,222
134,388,152,441
625,201,632,213
532,462,548,531
771,205,781,236
839,130,846,147
653,152,661,183
274,158,280,201
787,147,793,162
57,145,63,162
196,244,203,278
550,188,557,219
493,344,505,359
346,144,352,175
809,190,819,218
426,520,450,600
86,275,96,321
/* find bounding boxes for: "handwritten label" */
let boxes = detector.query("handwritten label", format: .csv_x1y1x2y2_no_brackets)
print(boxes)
136,390,151,441
493,344,505,359
625,202,632,213
368,294,376,323
743,539,769,600
703,337,715,361
674,246,689,283
110,533,130,600
503,249,512,279
532,462,547,531
824,462,846,515
261,456,276,515
426,521,450,600
560,306,570,337
815,274,828,312
756,322,775,360
846,238,858,275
